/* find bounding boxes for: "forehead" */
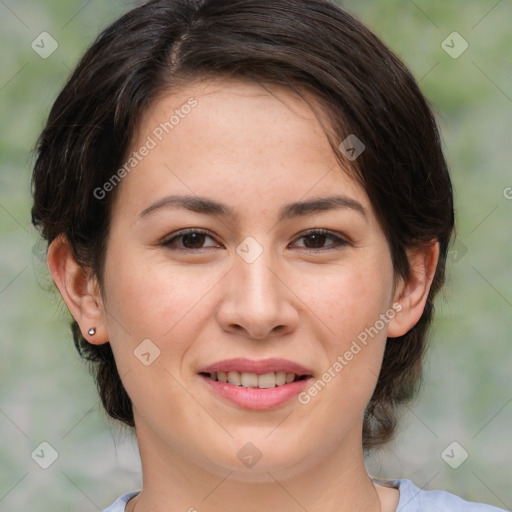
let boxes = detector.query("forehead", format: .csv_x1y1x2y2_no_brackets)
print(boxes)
113,78,370,219
137,78,331,157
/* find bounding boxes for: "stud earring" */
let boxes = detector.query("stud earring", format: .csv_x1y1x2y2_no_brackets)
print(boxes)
88,327,96,336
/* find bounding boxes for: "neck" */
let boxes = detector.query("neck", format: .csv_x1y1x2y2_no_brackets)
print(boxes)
127,419,386,512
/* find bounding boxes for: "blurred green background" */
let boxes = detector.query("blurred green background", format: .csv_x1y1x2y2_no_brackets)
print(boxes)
0,1,510,511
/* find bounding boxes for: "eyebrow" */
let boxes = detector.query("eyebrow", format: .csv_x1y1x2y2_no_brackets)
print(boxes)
138,194,367,222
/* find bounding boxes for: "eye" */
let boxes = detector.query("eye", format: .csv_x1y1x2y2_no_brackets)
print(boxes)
162,228,348,252
291,229,348,251
162,229,221,251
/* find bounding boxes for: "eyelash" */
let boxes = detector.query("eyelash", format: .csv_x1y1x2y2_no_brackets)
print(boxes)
162,228,349,253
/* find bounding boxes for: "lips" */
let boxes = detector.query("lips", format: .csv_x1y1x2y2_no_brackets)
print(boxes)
198,357,313,377
197,357,314,409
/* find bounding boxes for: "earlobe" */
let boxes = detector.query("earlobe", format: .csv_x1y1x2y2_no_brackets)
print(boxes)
46,235,109,345
387,241,440,338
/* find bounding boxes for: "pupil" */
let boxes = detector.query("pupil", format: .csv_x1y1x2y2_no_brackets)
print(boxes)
305,234,325,248
183,233,205,248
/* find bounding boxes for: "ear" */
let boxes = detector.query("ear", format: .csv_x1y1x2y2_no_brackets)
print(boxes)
387,240,440,338
47,235,109,345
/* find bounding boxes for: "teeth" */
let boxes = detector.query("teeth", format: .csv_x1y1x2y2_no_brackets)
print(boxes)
275,371,286,386
241,372,258,388
227,372,241,386
208,371,302,388
258,372,278,388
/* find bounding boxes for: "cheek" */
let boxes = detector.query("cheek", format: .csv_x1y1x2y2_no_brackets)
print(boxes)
100,245,223,366
99,249,224,419
300,259,393,408
310,261,394,343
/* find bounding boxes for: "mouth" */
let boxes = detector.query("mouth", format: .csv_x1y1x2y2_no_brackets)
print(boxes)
199,370,312,389
197,358,314,410
197,357,314,409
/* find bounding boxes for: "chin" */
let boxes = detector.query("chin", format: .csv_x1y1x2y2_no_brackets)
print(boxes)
202,442,310,482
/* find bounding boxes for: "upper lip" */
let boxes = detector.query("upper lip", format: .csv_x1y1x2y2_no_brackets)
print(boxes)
198,357,313,376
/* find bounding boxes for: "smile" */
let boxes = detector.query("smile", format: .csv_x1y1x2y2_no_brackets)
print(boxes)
200,370,310,389
199,371,313,410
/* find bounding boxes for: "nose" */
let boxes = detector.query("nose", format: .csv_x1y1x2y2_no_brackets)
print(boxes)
215,248,299,340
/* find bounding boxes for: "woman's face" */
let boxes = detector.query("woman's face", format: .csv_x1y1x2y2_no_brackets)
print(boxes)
98,79,401,479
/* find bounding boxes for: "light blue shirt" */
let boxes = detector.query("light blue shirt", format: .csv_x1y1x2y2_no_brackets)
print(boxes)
102,478,507,511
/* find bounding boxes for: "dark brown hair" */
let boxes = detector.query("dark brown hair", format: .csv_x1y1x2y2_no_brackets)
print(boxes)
31,0,454,450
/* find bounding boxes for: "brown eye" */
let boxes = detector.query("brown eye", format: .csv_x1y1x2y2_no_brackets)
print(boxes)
163,229,220,251
292,230,348,251
302,233,329,249
181,232,207,249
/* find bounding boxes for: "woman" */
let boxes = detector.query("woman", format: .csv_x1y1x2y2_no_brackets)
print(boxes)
31,0,505,510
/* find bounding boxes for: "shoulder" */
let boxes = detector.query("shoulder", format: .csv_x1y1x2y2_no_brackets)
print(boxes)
374,478,507,512
102,491,139,512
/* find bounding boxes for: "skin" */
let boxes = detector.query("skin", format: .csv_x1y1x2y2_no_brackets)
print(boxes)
48,78,439,512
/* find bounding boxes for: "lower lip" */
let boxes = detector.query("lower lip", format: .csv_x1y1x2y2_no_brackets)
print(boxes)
199,374,312,410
